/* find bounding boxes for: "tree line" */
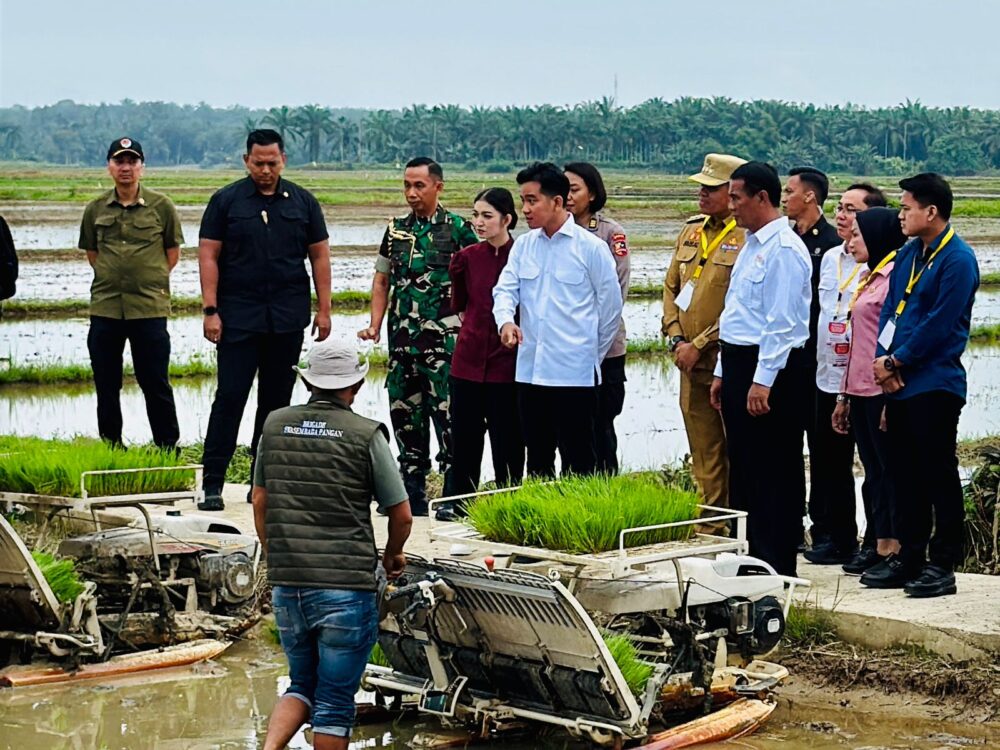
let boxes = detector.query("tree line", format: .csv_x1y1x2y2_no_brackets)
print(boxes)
1,97,999,175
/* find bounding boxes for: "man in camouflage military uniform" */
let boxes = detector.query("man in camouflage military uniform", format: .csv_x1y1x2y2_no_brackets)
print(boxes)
359,157,477,514
662,154,747,510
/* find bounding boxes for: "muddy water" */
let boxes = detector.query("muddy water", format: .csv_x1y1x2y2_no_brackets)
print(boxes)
0,639,994,749
12,248,678,301
0,359,684,477
0,301,669,364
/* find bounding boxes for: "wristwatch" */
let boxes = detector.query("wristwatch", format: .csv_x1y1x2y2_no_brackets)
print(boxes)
669,335,686,353
202,306,218,316
883,355,896,372
835,393,849,404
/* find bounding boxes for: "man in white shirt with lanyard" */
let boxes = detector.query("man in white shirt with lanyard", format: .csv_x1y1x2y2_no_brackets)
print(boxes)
709,162,812,577
494,162,623,478
805,183,888,565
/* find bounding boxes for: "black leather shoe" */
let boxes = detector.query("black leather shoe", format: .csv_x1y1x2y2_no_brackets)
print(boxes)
410,500,429,517
904,564,957,598
842,546,882,575
435,506,461,522
197,493,225,512
859,554,919,588
804,541,857,565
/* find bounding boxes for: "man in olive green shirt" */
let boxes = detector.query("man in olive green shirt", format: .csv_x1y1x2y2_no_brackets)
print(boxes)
78,137,184,448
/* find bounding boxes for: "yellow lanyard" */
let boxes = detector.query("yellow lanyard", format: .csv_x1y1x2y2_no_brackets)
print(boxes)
847,251,896,318
894,227,954,318
691,218,737,281
832,252,862,321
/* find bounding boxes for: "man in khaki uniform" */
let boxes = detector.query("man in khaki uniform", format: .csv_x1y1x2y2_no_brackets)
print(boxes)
662,153,747,509
79,137,183,449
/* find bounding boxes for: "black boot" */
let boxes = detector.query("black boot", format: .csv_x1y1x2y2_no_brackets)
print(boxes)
198,489,225,512
859,554,919,588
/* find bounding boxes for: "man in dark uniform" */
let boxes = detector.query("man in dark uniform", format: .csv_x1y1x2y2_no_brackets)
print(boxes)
358,157,477,515
197,129,332,511
782,167,847,552
79,137,183,449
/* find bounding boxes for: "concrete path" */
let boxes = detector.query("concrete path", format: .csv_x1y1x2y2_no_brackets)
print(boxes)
122,482,1000,662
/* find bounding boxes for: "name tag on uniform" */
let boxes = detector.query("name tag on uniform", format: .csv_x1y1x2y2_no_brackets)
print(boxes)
675,281,695,312
878,319,896,350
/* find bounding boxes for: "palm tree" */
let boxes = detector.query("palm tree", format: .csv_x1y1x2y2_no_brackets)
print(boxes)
262,105,298,144
293,105,333,163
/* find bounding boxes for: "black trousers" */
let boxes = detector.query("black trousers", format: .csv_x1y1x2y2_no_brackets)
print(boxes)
449,377,525,495
807,388,859,549
518,383,598,478
720,344,810,577
201,330,303,491
595,355,627,474
885,391,965,569
850,394,896,546
87,315,179,449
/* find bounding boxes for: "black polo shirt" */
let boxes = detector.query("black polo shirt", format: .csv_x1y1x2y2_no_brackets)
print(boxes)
795,214,841,353
200,176,328,335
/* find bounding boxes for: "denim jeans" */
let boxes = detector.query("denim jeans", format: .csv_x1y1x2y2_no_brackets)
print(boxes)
272,586,378,738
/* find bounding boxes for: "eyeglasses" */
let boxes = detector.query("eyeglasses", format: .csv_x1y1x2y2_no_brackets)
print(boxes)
835,204,863,215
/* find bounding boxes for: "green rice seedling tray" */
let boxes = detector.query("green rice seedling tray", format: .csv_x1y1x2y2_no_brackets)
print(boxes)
429,485,748,580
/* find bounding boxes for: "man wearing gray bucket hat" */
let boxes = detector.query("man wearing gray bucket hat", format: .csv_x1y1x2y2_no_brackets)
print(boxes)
252,338,411,748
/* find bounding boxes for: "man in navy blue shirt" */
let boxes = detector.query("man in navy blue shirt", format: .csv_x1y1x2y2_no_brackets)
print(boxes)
862,173,978,597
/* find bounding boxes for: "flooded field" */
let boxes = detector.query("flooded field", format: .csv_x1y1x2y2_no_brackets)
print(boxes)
11,247,683,301
0,639,994,750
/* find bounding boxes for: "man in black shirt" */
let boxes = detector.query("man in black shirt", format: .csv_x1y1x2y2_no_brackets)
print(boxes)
198,129,332,510
783,167,853,557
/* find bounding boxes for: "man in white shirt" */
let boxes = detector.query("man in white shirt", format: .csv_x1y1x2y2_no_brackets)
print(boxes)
709,162,812,577
805,183,888,565
494,162,622,477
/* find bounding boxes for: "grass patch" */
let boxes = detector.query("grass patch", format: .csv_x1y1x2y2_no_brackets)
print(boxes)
30,550,85,603
968,323,1000,343
466,473,700,554
0,436,196,497
981,272,1000,286
784,602,838,647
0,356,215,385
602,632,654,695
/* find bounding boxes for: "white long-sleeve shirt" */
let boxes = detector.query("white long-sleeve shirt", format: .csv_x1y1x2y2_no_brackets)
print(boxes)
714,216,811,387
816,242,863,393
493,214,623,387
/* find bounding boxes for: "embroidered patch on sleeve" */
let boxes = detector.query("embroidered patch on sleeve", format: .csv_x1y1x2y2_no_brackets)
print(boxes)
612,233,629,257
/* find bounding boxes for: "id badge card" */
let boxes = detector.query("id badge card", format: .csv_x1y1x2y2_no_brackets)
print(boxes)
878,319,896,350
675,280,695,312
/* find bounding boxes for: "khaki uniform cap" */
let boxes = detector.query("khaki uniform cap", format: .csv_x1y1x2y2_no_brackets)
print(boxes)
689,153,748,187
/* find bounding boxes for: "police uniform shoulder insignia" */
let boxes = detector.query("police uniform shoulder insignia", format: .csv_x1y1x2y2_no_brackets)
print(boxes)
588,217,599,231
611,232,628,257
685,214,705,225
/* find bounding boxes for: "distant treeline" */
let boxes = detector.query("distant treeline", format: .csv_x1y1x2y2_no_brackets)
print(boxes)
1,97,999,176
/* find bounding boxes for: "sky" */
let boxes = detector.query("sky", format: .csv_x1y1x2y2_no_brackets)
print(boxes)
1,0,998,111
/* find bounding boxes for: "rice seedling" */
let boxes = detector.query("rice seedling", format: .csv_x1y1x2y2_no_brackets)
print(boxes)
465,473,700,554
601,632,654,695
30,550,85,603
0,436,196,498
368,642,391,668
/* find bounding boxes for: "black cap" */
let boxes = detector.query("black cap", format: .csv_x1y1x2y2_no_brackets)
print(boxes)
107,137,144,161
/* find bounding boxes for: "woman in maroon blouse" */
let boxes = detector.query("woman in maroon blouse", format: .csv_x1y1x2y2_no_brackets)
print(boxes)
447,188,525,501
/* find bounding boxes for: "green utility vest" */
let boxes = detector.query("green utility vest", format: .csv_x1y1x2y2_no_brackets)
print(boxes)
259,397,388,591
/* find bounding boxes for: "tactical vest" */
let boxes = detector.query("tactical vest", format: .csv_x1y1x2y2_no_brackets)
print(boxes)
260,398,388,590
